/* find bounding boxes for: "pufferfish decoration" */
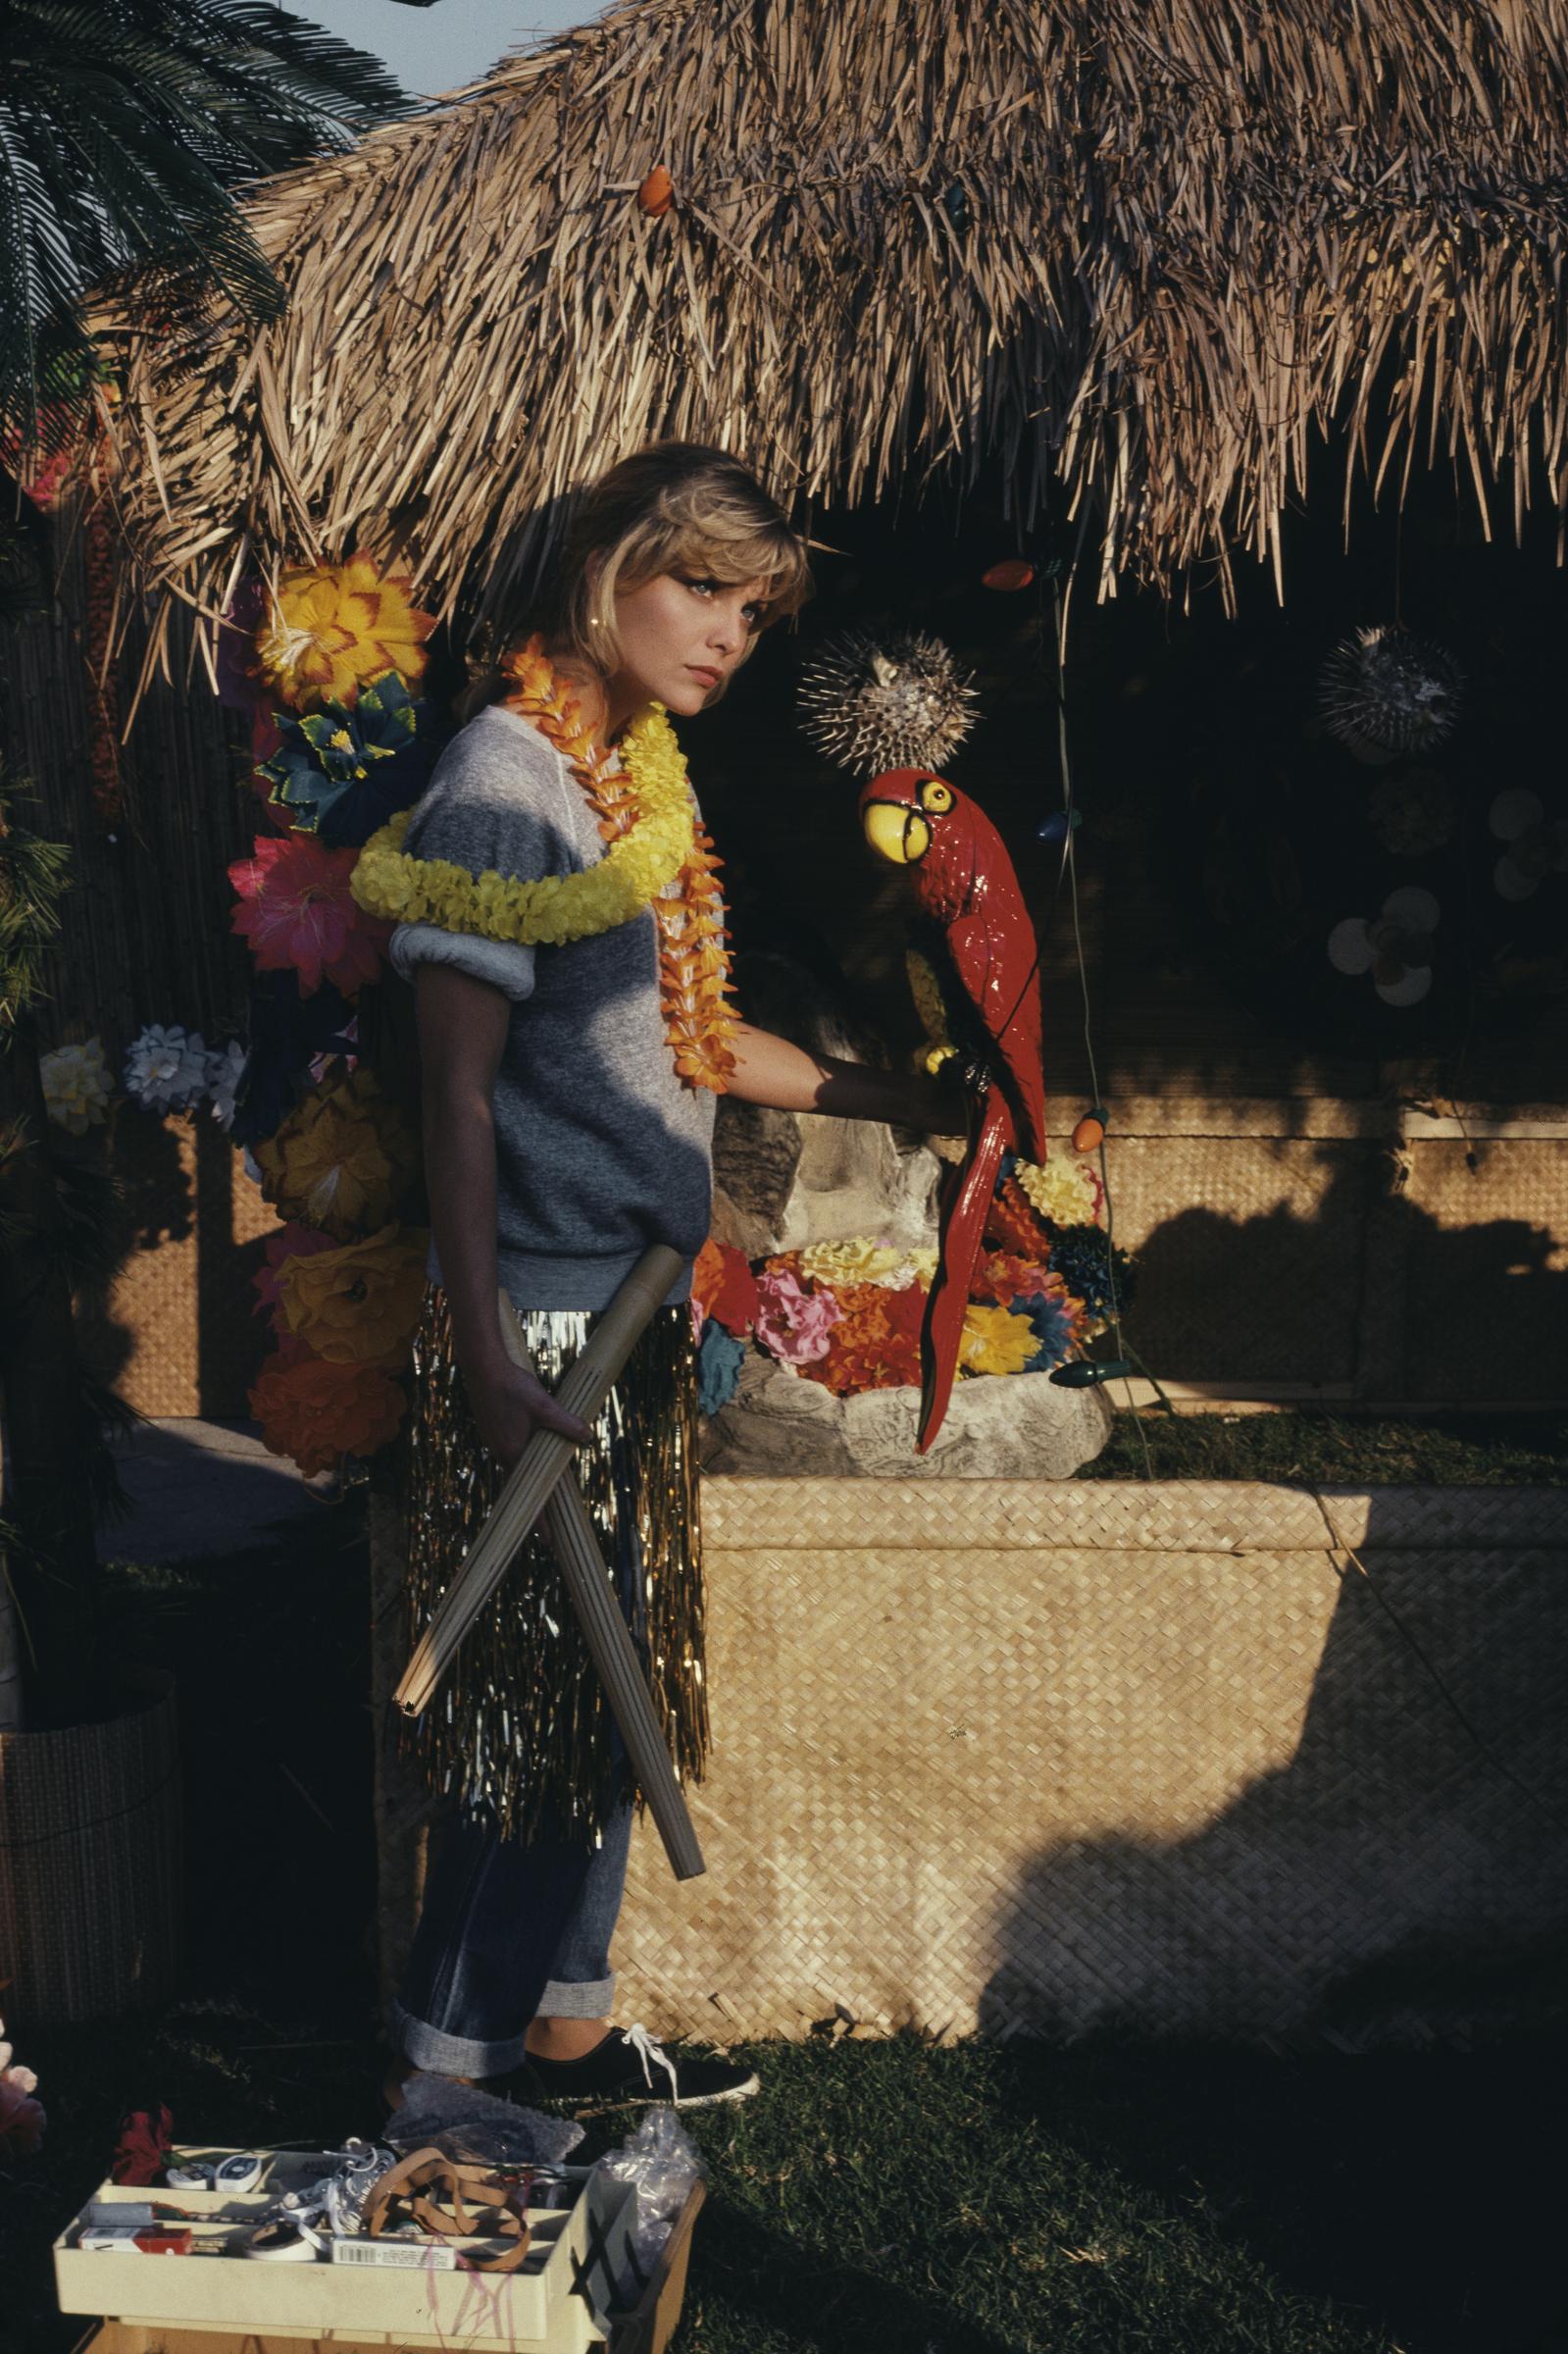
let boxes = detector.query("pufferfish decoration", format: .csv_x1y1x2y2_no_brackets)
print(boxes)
799,629,1047,1453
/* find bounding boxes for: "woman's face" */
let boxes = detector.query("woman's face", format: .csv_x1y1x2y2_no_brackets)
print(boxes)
607,566,771,719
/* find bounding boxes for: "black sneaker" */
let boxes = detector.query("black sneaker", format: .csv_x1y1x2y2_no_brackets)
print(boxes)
527,2023,758,2110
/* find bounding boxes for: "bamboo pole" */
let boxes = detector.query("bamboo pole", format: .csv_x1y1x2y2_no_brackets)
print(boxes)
496,1298,704,1882
394,1245,683,1715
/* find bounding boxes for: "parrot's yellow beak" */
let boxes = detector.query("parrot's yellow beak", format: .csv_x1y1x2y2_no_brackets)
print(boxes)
863,801,930,865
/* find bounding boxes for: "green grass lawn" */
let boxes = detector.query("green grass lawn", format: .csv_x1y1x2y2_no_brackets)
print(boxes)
4,1460,1565,2354
1084,1407,1568,1486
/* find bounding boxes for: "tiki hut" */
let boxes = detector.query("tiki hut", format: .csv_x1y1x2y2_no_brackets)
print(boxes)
5,0,1565,2051
94,0,1568,644
7,0,1568,1422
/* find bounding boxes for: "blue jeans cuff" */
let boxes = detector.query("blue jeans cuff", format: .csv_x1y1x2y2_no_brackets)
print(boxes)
536,1972,615,2019
394,2001,530,2080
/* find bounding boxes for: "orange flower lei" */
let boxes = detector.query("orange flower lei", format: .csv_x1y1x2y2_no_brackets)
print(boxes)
501,639,737,1093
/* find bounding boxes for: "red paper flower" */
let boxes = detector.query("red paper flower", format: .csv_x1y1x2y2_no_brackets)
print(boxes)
112,2105,173,2186
228,834,388,997
972,1250,1049,1309
691,1238,761,1337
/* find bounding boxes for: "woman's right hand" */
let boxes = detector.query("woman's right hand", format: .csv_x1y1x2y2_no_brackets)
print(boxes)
463,1360,594,1470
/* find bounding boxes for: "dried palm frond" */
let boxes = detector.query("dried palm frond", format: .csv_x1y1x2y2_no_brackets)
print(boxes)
89,0,1568,670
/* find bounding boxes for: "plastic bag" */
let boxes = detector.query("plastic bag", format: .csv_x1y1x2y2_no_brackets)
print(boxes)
597,2107,704,2281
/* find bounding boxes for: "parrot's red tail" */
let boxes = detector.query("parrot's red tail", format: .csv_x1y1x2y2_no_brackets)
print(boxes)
917,1094,1013,1454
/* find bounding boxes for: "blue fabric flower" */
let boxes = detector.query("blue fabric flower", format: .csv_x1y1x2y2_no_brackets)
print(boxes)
259,672,440,846
1009,1289,1079,1372
697,1319,747,1414
1043,1223,1137,1325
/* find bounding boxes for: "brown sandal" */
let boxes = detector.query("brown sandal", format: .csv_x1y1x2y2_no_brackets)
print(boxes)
362,2148,533,2274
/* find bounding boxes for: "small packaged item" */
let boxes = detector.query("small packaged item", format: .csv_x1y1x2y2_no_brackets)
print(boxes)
596,2108,704,2294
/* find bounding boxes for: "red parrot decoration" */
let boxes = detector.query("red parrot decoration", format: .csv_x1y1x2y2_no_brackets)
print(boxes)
859,767,1046,1452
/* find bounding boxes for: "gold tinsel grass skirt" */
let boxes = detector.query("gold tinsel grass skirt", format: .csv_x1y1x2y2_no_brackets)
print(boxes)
400,1288,707,1844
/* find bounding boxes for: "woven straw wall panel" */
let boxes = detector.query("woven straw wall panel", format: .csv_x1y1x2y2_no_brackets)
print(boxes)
1402,1140,1568,1401
609,1482,1568,2045
1099,1138,1367,1383
76,1113,278,1417
0,1667,181,2021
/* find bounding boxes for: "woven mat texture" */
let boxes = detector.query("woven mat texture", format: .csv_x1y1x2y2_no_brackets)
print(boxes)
0,1668,181,2021
608,1481,1568,2045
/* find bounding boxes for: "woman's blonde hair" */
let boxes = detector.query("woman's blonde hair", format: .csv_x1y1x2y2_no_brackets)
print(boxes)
470,443,810,715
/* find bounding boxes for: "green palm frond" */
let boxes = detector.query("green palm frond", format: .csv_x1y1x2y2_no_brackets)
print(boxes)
0,0,413,440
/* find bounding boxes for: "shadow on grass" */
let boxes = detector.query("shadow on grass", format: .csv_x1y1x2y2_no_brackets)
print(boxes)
985,2035,1568,2354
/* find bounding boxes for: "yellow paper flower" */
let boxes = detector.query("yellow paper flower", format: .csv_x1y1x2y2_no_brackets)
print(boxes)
254,554,434,711
958,1302,1038,1378
799,1237,907,1289
254,1070,418,1241
279,1223,430,1366
351,706,694,946
1014,1154,1098,1227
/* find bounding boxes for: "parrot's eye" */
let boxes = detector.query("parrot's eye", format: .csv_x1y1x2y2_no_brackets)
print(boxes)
918,779,954,815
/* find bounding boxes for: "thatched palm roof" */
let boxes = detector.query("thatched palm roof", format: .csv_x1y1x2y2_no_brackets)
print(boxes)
97,0,1568,652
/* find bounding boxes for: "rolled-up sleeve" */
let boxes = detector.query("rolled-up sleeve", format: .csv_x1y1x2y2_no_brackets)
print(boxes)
390,922,536,1001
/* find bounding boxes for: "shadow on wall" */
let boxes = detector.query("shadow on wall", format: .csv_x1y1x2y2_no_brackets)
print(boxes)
980,1490,1568,2049
1123,1143,1568,1399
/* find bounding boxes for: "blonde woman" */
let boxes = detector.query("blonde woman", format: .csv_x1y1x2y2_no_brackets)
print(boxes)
377,444,958,2110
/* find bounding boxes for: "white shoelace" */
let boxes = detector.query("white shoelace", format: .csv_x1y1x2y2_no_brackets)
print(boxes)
621,2021,680,2099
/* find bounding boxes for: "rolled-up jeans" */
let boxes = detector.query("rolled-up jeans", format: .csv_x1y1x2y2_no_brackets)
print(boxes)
394,1799,633,2077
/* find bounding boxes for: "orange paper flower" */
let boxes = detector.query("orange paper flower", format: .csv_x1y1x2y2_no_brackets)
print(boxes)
249,1353,408,1476
254,554,434,711
279,1222,429,1366
253,1069,418,1241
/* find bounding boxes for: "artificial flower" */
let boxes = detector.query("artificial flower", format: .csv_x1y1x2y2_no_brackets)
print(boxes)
799,1237,908,1290
39,1036,113,1132
228,972,359,1149
1327,886,1440,1007
697,1319,747,1413
1489,790,1568,902
252,1221,339,1326
972,1250,1050,1309
958,1302,1039,1379
252,554,434,711
278,1223,429,1366
111,2104,171,2186
203,1040,247,1129
124,1023,208,1112
0,2018,43,2160
1043,1224,1137,1338
249,1353,407,1477
1013,1154,1100,1228
259,672,423,839
252,1069,417,1241
804,1280,924,1395
1008,1279,1084,1372
228,833,388,998
690,1238,761,1337
753,1266,843,1366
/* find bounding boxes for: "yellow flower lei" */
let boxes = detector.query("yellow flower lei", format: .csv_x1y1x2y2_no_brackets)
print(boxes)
351,710,693,947
350,640,737,1089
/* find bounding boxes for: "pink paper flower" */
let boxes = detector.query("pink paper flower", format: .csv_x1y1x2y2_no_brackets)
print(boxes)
228,834,388,997
754,1268,843,1366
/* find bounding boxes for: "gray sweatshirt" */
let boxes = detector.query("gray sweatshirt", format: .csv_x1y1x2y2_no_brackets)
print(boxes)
388,701,717,1309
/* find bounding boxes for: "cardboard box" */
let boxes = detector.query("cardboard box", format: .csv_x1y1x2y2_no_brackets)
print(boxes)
56,2150,703,2354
